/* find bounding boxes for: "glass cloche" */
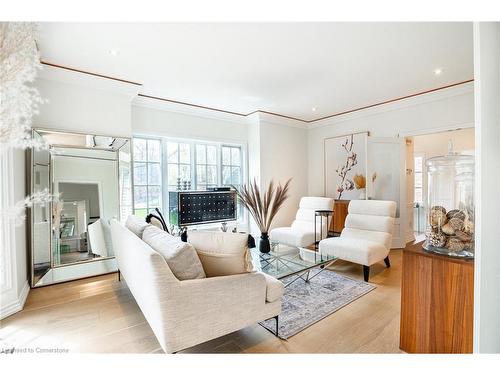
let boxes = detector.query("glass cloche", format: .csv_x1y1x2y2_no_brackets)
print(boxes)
423,150,475,259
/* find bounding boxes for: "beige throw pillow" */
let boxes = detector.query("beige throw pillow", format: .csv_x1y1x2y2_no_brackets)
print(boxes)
142,226,206,281
187,231,253,277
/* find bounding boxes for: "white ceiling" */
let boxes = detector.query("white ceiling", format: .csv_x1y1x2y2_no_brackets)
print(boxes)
37,22,473,121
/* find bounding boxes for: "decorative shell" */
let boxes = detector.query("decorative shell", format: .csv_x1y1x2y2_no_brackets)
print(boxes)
426,228,446,247
463,219,475,234
455,230,472,243
441,223,455,236
446,209,466,221
448,217,464,231
429,206,447,228
446,237,465,252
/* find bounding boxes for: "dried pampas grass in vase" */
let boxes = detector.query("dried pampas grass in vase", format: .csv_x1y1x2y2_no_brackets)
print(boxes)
233,178,291,253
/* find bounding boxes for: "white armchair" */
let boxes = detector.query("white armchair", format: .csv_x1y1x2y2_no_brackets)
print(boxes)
319,200,396,282
270,197,334,248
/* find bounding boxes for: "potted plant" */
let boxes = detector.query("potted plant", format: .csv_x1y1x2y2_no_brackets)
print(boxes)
233,178,291,253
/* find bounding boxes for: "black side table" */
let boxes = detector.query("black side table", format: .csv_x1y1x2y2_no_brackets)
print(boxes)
314,210,334,249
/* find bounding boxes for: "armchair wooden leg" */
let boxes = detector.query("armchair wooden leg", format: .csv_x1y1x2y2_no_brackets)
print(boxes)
363,265,370,282
384,256,391,268
118,270,121,282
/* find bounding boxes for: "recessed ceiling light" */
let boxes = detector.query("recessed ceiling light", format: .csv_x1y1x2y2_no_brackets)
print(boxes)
108,49,119,56
434,68,443,76
312,107,317,112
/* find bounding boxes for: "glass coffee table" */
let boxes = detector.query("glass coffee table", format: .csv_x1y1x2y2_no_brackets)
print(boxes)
251,240,337,287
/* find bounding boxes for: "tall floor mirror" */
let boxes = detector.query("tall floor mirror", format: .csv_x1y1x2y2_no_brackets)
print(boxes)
28,129,132,287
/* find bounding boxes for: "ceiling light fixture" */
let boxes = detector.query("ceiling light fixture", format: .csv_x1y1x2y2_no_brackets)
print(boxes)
312,107,317,112
434,68,443,76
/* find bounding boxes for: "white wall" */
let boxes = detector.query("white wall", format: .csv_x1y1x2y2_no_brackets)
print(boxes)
35,78,134,137
307,83,475,197
13,148,28,301
473,22,500,353
132,104,248,143
259,120,309,230
413,127,475,156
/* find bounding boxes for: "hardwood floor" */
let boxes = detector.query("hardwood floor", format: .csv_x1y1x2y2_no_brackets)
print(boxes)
0,249,404,354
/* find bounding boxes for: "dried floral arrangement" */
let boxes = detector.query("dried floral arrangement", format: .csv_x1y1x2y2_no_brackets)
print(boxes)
232,178,291,233
0,22,55,226
353,174,366,189
335,134,358,199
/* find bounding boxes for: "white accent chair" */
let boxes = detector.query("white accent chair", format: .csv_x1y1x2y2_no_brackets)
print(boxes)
88,219,108,257
270,197,334,248
319,200,397,282
110,220,283,353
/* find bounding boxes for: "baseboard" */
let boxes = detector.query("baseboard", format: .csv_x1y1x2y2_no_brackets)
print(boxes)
0,281,30,320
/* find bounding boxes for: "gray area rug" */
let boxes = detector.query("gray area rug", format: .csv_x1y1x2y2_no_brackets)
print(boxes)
260,269,376,339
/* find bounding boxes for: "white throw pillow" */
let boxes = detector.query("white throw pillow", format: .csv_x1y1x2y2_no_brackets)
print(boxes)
125,215,150,238
142,226,206,281
187,230,253,277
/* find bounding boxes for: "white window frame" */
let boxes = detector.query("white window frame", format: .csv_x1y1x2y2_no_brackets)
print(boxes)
132,137,163,217
414,152,426,206
132,136,248,227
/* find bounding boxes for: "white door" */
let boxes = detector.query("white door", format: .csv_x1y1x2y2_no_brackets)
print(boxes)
366,137,406,248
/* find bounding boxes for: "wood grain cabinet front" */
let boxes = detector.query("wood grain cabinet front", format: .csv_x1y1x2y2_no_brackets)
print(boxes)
399,243,474,353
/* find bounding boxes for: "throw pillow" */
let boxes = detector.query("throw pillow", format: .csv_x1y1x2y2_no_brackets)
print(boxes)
142,225,206,281
187,230,254,277
125,215,150,238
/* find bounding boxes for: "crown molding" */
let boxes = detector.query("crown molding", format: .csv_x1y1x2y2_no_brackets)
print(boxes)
309,80,475,130
132,94,249,125
38,62,141,98
39,60,474,128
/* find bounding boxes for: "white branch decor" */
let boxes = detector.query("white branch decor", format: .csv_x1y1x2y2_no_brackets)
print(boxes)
0,22,45,151
0,189,58,227
0,22,53,227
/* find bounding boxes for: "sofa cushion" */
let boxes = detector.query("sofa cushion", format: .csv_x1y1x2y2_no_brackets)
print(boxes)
270,226,315,248
319,237,389,266
261,273,284,302
187,230,253,277
142,226,206,280
125,215,150,238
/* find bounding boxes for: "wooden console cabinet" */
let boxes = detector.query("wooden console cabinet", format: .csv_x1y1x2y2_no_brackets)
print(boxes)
400,242,474,353
330,200,350,234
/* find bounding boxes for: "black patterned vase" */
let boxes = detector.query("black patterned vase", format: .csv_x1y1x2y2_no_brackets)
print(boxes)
259,232,271,253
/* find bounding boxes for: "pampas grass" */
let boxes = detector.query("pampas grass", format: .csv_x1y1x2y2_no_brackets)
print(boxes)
353,174,366,189
233,178,291,233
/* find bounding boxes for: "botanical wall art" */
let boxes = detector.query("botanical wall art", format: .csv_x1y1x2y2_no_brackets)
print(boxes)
324,132,368,200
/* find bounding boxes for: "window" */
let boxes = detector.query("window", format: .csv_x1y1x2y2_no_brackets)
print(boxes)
195,144,218,190
132,137,245,223
414,155,424,206
132,138,162,218
222,145,242,188
167,141,191,191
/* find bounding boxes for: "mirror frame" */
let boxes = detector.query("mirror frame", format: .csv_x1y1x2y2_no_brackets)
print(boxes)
28,128,133,287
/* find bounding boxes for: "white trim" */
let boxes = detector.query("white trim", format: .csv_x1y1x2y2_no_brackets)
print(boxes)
0,281,29,320
398,122,475,137
132,98,249,125
309,82,475,130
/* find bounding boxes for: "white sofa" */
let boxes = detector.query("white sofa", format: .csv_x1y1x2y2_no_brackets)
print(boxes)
110,219,283,353
270,197,334,248
319,200,396,282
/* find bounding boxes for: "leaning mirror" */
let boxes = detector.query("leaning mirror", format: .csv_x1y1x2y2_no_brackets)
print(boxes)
29,129,132,287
